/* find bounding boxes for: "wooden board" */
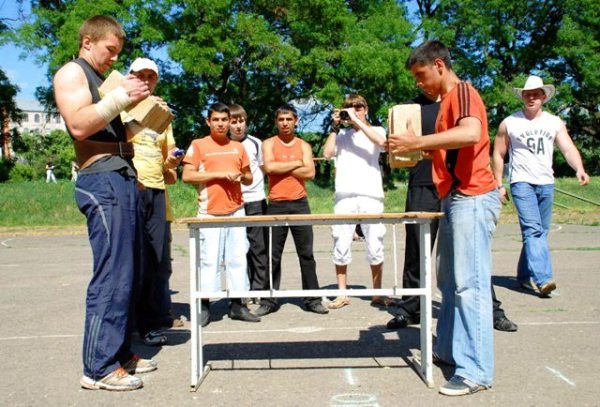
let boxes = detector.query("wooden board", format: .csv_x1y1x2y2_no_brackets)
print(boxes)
388,103,423,168
179,212,444,226
99,70,174,134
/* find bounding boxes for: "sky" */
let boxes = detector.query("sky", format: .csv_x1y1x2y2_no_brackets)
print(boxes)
1,1,48,101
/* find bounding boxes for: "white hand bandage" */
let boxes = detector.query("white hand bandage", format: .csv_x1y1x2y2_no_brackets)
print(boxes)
94,86,131,123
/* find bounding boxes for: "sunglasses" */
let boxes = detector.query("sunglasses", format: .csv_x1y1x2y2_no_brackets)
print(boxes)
343,103,366,110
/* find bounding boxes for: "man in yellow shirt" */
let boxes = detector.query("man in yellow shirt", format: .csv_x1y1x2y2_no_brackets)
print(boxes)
124,58,183,345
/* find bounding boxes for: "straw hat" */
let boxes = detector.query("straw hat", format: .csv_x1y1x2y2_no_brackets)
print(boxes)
513,75,555,103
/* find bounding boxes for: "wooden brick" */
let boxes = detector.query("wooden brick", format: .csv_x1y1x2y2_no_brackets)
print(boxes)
388,104,422,168
98,70,174,134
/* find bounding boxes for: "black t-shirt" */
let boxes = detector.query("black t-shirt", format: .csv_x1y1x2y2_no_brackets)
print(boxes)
407,94,440,187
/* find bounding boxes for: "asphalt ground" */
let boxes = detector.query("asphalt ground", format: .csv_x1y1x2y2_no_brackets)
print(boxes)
0,222,599,406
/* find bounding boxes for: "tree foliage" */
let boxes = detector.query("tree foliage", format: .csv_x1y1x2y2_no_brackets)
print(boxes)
408,0,600,174
11,129,74,180
7,0,600,177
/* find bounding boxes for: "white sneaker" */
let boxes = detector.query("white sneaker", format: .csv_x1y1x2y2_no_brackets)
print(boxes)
80,367,142,391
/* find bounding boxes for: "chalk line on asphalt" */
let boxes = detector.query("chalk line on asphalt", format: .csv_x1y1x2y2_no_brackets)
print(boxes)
545,366,576,387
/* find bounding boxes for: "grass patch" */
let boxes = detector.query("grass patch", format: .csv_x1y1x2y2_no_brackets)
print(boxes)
1,176,598,229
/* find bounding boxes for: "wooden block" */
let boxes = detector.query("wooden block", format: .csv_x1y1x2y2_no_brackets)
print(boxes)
388,104,423,168
98,70,174,134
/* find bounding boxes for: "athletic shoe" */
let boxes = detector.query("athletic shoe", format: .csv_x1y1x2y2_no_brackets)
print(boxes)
539,280,557,297
122,354,158,374
143,330,167,346
80,367,142,391
439,375,488,396
494,316,518,332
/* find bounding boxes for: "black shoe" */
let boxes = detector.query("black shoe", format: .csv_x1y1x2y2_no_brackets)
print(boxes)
386,313,420,329
229,303,261,322
494,316,518,332
201,300,210,327
305,301,329,314
255,301,279,317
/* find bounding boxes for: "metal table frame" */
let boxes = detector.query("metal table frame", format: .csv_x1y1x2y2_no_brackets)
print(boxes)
182,212,442,391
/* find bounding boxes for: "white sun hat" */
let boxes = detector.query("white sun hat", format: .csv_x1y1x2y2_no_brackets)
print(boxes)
128,57,159,77
513,75,555,103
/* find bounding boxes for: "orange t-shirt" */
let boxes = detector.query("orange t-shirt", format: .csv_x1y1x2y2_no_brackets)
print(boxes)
433,82,497,198
267,136,307,201
183,136,249,215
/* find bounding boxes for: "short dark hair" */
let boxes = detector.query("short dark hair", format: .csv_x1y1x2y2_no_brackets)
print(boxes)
208,102,230,119
79,15,125,48
229,104,247,120
406,40,453,70
275,104,298,119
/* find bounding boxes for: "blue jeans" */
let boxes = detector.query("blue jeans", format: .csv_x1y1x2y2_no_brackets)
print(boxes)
510,182,554,286
435,189,501,386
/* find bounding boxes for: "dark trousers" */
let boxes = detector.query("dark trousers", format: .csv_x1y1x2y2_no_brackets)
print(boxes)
244,199,269,290
136,188,173,335
264,197,320,305
398,185,507,319
75,171,140,380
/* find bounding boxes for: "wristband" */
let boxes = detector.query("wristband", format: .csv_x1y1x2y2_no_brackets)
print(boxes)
94,86,131,123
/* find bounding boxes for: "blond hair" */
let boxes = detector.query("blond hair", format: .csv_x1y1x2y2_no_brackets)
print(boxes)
343,94,368,108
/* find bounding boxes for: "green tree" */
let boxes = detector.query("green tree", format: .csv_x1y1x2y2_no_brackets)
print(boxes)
13,0,416,146
11,129,74,180
406,0,600,175
0,18,23,163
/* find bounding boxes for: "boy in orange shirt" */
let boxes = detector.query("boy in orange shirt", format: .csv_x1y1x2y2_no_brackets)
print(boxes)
388,40,501,396
182,103,260,326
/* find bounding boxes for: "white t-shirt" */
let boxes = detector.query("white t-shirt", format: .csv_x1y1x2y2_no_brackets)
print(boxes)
333,126,386,199
240,134,266,203
504,111,562,185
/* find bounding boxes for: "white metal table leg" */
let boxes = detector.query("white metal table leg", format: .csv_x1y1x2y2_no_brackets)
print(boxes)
419,222,434,387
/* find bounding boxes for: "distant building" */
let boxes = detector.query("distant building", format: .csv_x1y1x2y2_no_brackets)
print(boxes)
2,99,67,159
10,99,67,134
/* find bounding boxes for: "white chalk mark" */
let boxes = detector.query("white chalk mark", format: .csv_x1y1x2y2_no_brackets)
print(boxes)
1,320,597,342
1,238,14,248
288,326,322,333
345,368,357,386
519,321,598,326
330,393,379,406
0,334,81,341
545,366,576,387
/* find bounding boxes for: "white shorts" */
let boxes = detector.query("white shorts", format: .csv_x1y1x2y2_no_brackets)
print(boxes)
331,195,385,265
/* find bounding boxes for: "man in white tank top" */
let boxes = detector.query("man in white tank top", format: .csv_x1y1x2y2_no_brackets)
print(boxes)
492,75,589,297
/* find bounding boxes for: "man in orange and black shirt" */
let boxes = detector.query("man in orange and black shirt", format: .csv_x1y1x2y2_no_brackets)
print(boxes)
388,40,501,397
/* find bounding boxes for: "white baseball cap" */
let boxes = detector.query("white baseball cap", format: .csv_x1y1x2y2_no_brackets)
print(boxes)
129,57,159,77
